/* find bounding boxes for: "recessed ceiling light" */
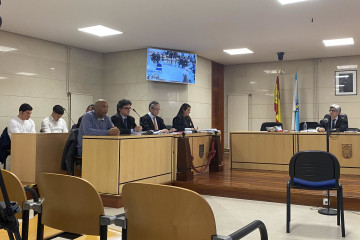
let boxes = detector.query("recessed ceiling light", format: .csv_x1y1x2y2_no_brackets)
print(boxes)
250,82,256,84
223,48,253,55
278,0,310,5
78,25,123,37
16,72,38,76
50,67,55,70
0,76,8,79
323,38,354,47
0,46,18,52
337,65,358,70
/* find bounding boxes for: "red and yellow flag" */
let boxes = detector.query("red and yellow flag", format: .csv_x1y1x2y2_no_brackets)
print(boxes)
274,75,281,123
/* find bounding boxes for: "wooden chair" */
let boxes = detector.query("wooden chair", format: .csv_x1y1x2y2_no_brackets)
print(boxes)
116,183,268,240
0,169,62,240
36,173,122,240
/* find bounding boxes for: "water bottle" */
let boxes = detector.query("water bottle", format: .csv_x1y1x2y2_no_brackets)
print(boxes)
303,122,307,130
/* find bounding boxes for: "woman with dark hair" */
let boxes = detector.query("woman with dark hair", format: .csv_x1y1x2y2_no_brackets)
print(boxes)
172,103,195,131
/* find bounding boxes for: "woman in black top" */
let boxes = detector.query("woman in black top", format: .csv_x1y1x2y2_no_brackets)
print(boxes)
172,103,194,131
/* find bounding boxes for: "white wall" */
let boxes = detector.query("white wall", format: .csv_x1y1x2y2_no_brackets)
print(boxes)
224,56,360,147
0,30,104,131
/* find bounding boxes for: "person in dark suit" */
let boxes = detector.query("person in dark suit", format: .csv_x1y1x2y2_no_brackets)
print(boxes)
140,101,175,133
317,104,348,132
172,103,195,131
111,99,142,134
75,104,95,129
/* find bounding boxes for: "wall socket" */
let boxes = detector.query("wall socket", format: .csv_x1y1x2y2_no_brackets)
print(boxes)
323,198,330,205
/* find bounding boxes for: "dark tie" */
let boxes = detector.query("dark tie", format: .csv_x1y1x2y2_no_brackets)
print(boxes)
123,118,128,129
332,119,336,129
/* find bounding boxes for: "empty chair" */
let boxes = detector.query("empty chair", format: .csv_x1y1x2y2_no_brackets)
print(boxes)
116,182,268,240
286,151,345,237
260,122,283,131
299,122,318,130
0,169,62,240
36,173,122,240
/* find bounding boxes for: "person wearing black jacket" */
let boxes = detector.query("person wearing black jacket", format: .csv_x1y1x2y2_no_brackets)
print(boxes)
172,103,195,131
111,99,142,134
140,101,175,133
317,104,348,132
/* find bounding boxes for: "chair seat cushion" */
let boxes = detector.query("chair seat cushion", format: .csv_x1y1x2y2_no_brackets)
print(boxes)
293,177,336,188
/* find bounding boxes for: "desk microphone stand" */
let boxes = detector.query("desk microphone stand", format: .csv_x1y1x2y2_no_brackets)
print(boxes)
318,127,337,216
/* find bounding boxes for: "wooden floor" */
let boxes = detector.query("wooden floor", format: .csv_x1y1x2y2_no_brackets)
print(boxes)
174,152,360,211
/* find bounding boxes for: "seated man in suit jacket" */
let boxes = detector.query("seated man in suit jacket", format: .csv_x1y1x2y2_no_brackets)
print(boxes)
140,101,175,133
317,104,348,132
111,99,142,134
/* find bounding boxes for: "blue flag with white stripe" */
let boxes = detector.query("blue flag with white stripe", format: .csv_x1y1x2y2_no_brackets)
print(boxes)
291,73,300,131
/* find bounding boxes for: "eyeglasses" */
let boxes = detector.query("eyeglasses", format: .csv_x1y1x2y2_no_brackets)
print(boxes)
122,107,132,110
329,109,337,112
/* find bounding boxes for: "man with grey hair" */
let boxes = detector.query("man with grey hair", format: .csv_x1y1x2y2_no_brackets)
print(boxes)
77,99,120,156
140,101,175,133
317,104,348,132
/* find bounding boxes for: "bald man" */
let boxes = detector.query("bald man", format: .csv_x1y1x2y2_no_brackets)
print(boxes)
77,99,120,156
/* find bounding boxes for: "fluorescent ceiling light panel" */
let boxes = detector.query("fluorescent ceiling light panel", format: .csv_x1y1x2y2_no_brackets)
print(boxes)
337,65,358,70
223,48,253,55
0,46,18,52
15,72,38,76
323,38,354,47
0,76,8,79
278,0,310,5
78,25,123,37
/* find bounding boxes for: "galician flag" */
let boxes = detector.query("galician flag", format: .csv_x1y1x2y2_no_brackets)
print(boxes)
274,75,281,123
291,73,300,131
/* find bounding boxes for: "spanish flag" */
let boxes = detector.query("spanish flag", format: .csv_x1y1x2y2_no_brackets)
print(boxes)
274,75,281,123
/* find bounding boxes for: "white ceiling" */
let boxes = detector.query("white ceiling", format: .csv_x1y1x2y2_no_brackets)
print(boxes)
1,0,360,65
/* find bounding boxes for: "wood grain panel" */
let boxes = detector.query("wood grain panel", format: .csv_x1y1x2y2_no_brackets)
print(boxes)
297,133,327,152
119,137,172,185
330,134,360,168
11,134,37,183
191,135,211,169
230,132,294,166
82,138,120,194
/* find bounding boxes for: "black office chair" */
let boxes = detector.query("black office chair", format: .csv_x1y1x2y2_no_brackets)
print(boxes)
299,122,318,130
286,151,345,237
260,122,283,131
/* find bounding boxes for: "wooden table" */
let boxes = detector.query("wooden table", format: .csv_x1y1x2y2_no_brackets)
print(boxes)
10,133,69,183
230,131,360,175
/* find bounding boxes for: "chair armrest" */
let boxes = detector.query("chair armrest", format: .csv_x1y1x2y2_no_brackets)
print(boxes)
100,213,125,226
114,213,127,229
24,186,39,202
22,201,42,213
212,220,268,240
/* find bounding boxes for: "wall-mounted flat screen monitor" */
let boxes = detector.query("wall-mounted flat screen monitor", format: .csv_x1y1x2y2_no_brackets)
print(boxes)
146,48,196,84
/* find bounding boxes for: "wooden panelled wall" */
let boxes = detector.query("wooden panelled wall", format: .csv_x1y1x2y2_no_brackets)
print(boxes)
211,61,224,151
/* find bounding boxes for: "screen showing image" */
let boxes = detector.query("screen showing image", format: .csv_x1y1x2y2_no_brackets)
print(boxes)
146,48,196,84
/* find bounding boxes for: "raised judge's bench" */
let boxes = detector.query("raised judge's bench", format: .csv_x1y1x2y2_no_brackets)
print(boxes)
230,131,360,175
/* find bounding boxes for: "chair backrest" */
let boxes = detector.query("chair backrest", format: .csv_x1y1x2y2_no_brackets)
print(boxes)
289,151,340,185
38,173,104,236
0,169,27,219
260,122,283,131
299,122,318,130
123,183,217,240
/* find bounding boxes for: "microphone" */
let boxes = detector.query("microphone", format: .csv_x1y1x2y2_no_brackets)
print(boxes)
63,107,76,125
132,108,141,118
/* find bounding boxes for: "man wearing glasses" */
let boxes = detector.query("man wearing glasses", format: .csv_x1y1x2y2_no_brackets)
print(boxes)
111,99,142,134
140,101,175,133
317,104,348,132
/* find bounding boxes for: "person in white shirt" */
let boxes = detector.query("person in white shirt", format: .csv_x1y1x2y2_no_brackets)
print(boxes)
41,105,69,133
7,103,36,139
